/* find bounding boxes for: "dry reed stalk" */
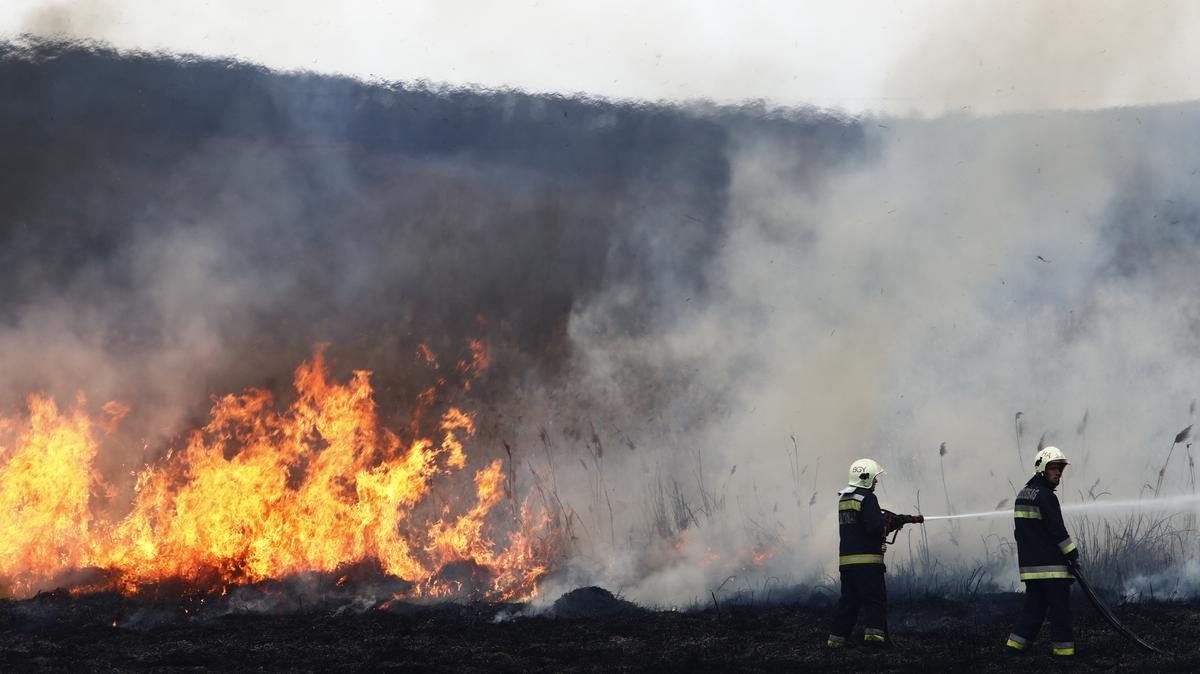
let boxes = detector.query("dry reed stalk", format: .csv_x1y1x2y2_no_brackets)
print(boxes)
1014,412,1024,472
938,442,958,543
1154,424,1192,497
1076,409,1090,464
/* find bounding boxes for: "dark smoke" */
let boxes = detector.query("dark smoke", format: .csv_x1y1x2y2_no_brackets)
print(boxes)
0,38,858,492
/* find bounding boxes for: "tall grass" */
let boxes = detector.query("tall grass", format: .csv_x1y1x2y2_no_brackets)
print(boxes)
879,509,1198,602
1073,512,1191,600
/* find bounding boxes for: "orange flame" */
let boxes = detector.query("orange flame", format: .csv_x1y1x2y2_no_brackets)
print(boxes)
0,396,100,593
0,346,564,601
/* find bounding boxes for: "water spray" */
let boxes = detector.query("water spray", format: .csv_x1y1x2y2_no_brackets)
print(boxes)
922,492,1200,521
923,490,1187,654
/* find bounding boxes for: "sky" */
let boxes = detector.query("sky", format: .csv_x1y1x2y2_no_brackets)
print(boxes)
2,0,1199,116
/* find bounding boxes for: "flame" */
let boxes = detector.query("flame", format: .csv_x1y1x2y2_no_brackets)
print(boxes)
0,396,101,594
750,546,776,565
0,345,564,601
456,339,489,390
416,343,438,368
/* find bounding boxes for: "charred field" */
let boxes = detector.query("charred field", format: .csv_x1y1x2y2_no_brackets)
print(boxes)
2,585,1199,672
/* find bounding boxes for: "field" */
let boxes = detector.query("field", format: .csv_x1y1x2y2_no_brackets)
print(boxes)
0,586,1193,672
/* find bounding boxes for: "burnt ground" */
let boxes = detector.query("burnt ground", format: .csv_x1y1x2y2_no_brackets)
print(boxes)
0,588,1196,672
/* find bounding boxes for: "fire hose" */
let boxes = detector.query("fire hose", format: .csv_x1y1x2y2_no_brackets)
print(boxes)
1069,562,1164,654
914,507,1166,653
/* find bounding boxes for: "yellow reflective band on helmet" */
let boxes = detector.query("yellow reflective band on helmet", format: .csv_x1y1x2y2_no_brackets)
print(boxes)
838,500,862,511
1058,538,1077,554
1006,639,1026,650
839,554,885,565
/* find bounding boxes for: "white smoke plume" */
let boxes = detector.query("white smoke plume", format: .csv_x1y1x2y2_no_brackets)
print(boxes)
533,93,1200,608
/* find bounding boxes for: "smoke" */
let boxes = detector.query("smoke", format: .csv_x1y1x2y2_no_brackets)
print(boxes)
4,35,1200,605
0,40,856,596
534,18,1200,600
12,0,117,40
882,0,1200,116
0,43,726,411
10,2,1199,117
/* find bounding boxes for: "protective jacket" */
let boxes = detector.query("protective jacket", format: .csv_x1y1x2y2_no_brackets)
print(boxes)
1013,473,1078,580
837,486,886,567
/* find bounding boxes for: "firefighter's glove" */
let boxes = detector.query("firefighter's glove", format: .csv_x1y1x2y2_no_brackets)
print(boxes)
1065,548,1080,564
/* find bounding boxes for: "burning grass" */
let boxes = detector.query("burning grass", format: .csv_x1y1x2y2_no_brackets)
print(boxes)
3,339,1200,656
0,344,567,603
5,395,1200,670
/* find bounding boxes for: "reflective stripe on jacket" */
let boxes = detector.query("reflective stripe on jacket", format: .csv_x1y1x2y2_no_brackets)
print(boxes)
838,486,885,567
1014,473,1076,580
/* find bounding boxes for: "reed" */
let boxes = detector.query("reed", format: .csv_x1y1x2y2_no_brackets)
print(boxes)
1153,424,1191,497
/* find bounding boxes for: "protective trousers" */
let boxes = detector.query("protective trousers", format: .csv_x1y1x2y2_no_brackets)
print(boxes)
1006,579,1073,656
828,565,887,645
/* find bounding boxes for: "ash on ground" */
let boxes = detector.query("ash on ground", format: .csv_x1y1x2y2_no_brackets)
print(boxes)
0,583,1195,672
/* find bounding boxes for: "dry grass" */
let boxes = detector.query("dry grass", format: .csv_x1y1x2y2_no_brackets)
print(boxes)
1073,511,1195,600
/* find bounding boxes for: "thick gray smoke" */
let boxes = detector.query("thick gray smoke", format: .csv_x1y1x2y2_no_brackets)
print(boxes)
0,40,854,553
515,5,1200,605
0,40,752,471
3,39,1200,605
539,106,1200,605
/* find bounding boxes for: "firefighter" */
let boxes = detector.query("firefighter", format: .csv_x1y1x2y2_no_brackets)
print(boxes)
1005,446,1078,657
826,458,922,648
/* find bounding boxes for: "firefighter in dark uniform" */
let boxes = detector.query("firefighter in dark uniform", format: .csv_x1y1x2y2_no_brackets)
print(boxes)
1006,446,1078,657
827,458,922,648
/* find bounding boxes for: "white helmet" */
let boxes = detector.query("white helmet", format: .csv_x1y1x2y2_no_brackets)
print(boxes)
1034,446,1070,474
847,458,885,488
